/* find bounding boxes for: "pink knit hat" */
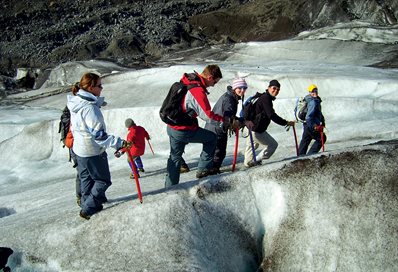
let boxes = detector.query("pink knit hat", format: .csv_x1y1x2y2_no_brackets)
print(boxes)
232,78,248,90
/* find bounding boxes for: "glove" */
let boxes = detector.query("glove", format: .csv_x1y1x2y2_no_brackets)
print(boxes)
222,116,231,131
245,120,254,131
121,140,133,149
286,121,295,126
314,125,324,132
230,117,241,131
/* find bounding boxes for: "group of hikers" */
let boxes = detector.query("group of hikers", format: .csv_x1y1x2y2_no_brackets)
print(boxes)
63,65,326,220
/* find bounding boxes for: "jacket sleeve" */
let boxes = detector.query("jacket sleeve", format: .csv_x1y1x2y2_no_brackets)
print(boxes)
222,96,237,118
186,87,224,125
306,99,320,129
85,106,124,150
262,98,287,126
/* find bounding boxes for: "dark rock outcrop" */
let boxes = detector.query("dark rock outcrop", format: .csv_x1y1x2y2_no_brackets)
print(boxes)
0,0,396,80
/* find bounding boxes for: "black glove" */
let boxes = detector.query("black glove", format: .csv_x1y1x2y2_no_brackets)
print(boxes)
230,117,242,131
245,120,254,131
222,116,231,131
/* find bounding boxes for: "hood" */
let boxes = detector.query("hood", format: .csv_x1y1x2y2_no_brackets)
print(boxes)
67,89,105,113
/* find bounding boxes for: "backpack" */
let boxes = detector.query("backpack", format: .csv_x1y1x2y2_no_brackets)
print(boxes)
58,106,74,148
159,81,199,126
242,92,263,121
294,97,307,123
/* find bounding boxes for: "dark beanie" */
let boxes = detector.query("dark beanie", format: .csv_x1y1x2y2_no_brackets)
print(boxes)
268,79,280,88
125,118,135,128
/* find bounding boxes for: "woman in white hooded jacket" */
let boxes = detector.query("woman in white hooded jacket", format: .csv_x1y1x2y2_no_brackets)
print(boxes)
67,72,130,220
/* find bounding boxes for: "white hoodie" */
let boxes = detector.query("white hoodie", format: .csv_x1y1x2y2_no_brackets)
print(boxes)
67,89,123,157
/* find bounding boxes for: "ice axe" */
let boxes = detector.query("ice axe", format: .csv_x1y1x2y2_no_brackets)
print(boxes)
232,128,239,172
147,139,155,155
292,123,299,156
126,149,143,203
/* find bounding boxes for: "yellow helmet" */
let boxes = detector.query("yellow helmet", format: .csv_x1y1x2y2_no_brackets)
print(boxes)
308,84,318,92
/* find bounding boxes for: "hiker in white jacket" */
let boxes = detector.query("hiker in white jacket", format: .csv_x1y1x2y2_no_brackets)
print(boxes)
67,72,131,220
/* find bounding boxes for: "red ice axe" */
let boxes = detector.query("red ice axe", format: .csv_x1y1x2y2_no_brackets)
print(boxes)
126,149,143,203
232,128,239,172
147,139,155,155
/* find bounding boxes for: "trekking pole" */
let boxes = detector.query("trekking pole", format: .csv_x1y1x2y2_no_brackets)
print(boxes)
126,150,143,203
232,128,239,172
292,123,299,156
320,128,325,152
147,139,155,155
248,129,257,164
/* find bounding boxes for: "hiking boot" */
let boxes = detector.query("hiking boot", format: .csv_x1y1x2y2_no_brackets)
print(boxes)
79,210,91,220
196,170,208,179
246,160,262,168
196,168,220,179
137,168,145,173
180,163,190,173
211,167,221,174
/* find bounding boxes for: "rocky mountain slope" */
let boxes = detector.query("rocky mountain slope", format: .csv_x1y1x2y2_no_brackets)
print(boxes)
0,0,397,90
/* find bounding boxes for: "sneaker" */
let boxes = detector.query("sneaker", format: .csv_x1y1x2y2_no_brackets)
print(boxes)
76,196,81,207
137,168,145,173
79,210,91,220
180,163,190,173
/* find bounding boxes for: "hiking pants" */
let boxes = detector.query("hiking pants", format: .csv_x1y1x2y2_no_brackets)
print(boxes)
244,130,278,166
298,123,327,155
213,131,228,169
76,152,111,216
127,156,144,171
70,149,81,198
165,126,217,188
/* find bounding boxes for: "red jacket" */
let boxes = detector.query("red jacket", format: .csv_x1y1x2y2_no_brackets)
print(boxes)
168,72,223,131
123,125,149,156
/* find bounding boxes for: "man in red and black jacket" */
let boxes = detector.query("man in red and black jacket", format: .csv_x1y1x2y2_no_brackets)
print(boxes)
165,65,225,187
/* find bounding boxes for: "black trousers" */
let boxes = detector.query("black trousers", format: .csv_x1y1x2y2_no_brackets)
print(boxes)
298,123,327,156
213,132,228,169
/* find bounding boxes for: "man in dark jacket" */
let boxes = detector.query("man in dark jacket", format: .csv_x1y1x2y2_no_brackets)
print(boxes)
205,78,246,172
165,65,225,188
298,84,327,155
244,79,295,167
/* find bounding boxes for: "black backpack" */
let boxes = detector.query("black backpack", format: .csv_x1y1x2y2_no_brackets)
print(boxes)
58,106,71,147
242,92,263,121
159,81,199,126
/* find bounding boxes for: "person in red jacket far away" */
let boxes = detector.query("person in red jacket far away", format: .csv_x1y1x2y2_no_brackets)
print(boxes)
115,118,150,178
